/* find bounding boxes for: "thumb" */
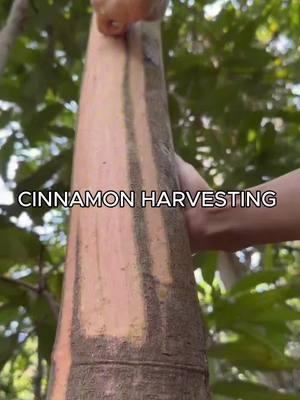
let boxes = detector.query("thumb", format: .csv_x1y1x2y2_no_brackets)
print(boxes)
175,154,210,195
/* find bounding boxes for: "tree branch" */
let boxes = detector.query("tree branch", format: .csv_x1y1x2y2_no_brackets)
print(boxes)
0,275,59,321
0,0,29,76
0,275,38,293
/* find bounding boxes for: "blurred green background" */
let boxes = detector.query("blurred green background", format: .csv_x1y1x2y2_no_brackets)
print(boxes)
0,0,299,399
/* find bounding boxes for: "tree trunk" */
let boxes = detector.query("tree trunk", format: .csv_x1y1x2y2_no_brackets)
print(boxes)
0,0,29,76
47,17,209,400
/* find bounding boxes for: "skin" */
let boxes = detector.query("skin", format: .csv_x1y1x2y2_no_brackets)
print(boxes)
176,155,300,252
91,0,168,35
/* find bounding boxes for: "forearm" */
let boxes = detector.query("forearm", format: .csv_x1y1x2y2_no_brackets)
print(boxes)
246,169,300,244
200,170,300,251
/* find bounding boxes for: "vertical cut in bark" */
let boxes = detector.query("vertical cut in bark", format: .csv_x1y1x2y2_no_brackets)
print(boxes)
47,17,209,400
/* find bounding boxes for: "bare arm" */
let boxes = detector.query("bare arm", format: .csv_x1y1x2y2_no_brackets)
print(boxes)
233,170,300,249
176,156,300,252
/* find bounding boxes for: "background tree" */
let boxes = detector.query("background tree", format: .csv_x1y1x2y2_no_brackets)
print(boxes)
0,0,299,399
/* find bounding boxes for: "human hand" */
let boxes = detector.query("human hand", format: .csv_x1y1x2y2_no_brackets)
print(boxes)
175,155,211,253
91,0,168,36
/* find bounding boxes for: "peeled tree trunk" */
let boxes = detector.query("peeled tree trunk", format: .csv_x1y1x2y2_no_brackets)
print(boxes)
47,17,209,400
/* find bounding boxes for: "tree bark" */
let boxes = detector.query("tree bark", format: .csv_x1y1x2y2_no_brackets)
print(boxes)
218,252,245,291
47,17,209,400
0,0,29,76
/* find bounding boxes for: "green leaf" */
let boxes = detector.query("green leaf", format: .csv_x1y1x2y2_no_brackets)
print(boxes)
23,103,64,143
47,272,63,301
230,270,283,295
249,304,300,323
14,149,72,193
29,296,57,362
209,338,297,371
49,125,75,138
212,380,300,400
0,304,19,327
194,251,218,285
212,283,300,329
0,218,42,270
233,321,290,354
0,334,19,372
0,278,31,307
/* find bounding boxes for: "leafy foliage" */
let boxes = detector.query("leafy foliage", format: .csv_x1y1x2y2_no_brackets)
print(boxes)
0,0,299,399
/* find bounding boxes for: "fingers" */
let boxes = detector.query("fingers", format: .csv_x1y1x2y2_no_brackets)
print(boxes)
91,0,168,36
175,154,210,194
95,12,128,36
91,0,127,36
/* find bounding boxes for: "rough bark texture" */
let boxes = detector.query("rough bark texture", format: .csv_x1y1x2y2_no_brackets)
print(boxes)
0,0,29,76
47,17,209,400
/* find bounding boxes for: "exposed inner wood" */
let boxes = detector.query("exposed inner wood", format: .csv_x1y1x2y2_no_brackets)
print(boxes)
47,16,209,400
